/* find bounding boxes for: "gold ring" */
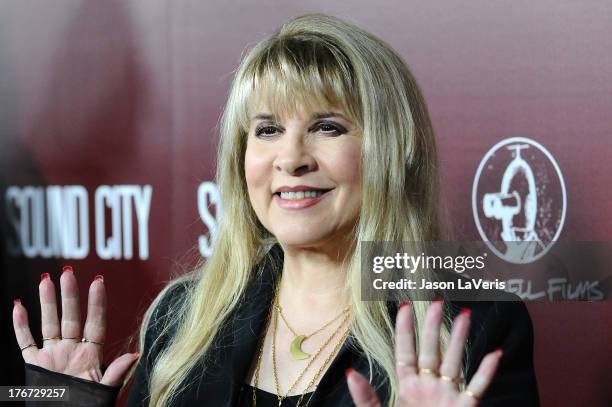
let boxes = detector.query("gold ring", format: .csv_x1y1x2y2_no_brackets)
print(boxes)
43,336,61,341
81,337,104,346
62,336,80,340
463,390,479,399
440,375,458,383
20,343,37,351
418,367,438,376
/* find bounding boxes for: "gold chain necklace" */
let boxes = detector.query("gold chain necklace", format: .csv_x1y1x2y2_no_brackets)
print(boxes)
289,327,350,407
277,303,349,360
252,283,350,407
273,305,349,402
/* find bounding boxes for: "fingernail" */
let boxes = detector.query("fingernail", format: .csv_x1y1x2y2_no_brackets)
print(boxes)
13,298,21,306
40,273,50,281
94,275,104,283
345,368,355,378
495,348,504,357
433,296,444,304
460,307,472,318
62,265,73,273
400,300,411,308
133,352,140,358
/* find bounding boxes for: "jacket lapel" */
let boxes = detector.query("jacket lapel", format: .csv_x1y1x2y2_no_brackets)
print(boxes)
177,246,280,406
226,254,279,405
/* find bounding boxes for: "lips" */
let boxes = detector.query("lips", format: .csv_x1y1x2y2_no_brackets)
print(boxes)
273,185,334,194
272,188,333,197
273,188,334,210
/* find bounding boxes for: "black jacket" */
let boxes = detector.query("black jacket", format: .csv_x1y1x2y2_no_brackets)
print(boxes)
25,247,540,407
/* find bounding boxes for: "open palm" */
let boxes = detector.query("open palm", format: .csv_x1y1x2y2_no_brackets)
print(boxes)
347,300,503,407
12,267,139,386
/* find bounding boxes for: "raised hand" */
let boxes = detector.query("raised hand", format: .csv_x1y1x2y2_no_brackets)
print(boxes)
347,300,503,407
12,266,139,387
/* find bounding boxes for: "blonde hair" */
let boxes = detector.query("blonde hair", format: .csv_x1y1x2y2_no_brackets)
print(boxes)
129,13,461,406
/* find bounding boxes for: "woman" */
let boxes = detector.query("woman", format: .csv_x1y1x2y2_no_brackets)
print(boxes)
12,13,539,407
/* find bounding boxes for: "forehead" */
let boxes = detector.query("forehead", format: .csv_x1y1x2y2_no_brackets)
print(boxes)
249,102,349,124
247,86,346,123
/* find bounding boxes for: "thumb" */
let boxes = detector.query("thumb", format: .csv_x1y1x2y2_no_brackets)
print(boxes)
346,368,382,407
100,353,140,387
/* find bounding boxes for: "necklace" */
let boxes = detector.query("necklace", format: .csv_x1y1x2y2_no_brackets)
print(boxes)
252,283,351,407
277,302,349,360
273,303,349,402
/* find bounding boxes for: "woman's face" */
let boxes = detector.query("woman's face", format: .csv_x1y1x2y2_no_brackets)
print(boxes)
244,100,362,250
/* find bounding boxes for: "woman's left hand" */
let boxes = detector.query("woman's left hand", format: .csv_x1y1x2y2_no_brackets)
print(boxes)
346,300,503,407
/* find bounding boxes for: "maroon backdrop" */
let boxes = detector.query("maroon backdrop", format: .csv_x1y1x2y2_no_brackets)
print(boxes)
1,1,610,406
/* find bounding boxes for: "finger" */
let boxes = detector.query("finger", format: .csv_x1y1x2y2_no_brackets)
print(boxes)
439,308,471,385
60,267,82,339
12,299,39,362
346,368,382,407
83,275,106,345
39,273,61,345
395,300,417,378
417,299,443,372
100,353,140,387
460,349,503,406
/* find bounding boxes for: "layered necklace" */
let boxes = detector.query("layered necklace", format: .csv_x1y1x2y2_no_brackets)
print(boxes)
252,283,350,407
278,302,349,360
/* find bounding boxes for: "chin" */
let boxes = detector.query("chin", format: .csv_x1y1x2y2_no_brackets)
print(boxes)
273,230,332,249
276,236,324,248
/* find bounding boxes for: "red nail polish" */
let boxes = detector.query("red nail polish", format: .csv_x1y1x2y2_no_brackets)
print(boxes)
345,368,355,377
94,275,104,282
13,298,21,306
62,265,73,273
495,348,504,357
460,307,472,317
400,300,412,308
433,297,444,304
40,273,50,281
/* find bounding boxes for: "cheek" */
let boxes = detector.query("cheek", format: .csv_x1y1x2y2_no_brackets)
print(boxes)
244,146,265,186
244,145,272,209
331,146,362,190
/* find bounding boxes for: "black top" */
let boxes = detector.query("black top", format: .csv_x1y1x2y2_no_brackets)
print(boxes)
24,244,540,406
236,383,313,406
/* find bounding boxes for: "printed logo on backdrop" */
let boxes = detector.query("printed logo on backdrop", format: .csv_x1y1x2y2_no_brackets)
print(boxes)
472,137,567,264
4,182,221,260
5,185,154,260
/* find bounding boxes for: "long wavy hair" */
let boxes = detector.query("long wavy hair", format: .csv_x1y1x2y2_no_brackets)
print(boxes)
128,13,460,406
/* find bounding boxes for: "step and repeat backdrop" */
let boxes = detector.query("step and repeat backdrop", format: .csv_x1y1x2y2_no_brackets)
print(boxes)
1,1,610,406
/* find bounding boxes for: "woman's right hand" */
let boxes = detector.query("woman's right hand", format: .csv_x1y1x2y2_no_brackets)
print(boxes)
12,266,140,387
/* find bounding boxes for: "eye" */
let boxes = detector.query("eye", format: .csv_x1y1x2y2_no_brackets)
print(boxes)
311,121,347,136
255,125,280,138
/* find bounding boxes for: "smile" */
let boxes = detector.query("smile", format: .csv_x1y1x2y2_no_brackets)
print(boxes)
273,189,334,210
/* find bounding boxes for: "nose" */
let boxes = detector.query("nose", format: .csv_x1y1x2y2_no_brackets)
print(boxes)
273,133,317,176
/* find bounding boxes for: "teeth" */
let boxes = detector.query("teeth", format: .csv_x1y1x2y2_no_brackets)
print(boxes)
279,190,325,199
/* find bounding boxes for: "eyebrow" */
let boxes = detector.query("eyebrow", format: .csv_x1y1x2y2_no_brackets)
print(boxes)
251,112,347,122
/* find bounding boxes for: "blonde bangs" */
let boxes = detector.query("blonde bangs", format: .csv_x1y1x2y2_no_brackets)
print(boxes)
235,35,363,131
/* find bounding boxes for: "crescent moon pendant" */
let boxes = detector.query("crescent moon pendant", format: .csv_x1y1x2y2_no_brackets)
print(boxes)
289,335,311,360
